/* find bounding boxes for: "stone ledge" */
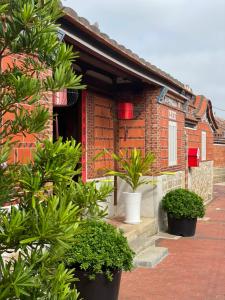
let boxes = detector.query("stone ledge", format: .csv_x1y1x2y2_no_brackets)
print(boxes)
134,246,168,268
108,217,158,254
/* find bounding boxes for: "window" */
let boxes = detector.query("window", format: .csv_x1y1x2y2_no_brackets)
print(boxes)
168,121,177,166
201,131,206,161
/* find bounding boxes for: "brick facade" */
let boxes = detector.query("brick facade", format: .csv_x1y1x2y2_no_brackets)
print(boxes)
186,122,214,162
213,144,225,167
86,88,150,178
1,55,53,164
85,86,200,179
86,90,114,178
158,102,186,172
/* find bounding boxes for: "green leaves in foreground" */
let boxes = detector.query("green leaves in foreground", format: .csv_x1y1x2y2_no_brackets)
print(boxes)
0,0,86,298
0,0,85,144
0,138,82,299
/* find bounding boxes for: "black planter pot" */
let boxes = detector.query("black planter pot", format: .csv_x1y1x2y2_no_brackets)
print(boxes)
167,214,197,237
73,269,122,300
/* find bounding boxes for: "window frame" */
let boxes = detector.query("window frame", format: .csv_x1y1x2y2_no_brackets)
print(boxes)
168,120,177,166
201,131,207,161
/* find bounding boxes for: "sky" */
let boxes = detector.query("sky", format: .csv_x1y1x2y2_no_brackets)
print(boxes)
62,0,225,118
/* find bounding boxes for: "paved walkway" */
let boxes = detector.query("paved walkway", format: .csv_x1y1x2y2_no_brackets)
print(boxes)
119,185,225,300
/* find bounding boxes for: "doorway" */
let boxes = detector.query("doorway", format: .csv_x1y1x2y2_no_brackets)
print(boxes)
53,91,82,144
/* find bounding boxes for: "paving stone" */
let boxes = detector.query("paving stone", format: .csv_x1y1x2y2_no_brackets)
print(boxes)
108,217,158,254
134,246,168,268
119,185,225,300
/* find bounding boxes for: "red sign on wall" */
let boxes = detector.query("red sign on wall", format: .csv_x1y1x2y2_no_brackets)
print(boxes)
188,148,200,167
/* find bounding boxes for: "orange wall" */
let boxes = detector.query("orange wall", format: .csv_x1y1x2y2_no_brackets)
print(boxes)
213,144,225,167
1,54,53,164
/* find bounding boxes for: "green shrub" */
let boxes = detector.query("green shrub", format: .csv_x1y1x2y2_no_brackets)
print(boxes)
64,220,134,281
162,188,205,219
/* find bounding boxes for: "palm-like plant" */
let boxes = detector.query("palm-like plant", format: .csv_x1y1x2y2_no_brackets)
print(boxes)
106,148,155,192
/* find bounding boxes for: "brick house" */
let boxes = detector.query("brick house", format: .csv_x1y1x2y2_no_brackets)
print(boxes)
54,8,222,231
4,7,224,233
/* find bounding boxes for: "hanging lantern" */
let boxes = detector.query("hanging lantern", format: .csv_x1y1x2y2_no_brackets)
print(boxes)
53,89,67,106
117,102,134,120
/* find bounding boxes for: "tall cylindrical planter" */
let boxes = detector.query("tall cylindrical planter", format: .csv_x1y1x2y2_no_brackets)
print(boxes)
123,192,141,224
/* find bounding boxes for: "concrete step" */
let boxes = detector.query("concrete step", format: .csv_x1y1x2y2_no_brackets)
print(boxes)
134,246,168,268
108,218,171,268
108,217,158,255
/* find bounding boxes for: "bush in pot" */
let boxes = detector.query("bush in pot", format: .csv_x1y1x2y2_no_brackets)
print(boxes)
106,148,155,224
64,219,134,300
162,188,205,236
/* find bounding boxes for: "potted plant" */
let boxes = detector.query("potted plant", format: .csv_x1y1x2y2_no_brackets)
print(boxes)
64,219,134,300
106,148,155,224
162,188,205,237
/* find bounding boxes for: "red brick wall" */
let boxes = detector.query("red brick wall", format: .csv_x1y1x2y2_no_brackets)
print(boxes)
157,102,186,172
86,88,153,178
213,144,225,167
1,54,53,164
86,90,115,178
145,87,161,173
186,121,213,162
85,87,216,179
118,90,146,157
86,87,189,178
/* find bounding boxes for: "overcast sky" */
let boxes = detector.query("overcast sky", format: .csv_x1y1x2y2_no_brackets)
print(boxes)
62,0,225,118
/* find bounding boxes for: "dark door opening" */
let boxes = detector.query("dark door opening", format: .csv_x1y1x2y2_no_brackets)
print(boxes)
53,92,82,180
53,93,82,144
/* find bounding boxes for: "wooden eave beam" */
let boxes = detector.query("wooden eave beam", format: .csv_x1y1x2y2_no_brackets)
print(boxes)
60,20,192,102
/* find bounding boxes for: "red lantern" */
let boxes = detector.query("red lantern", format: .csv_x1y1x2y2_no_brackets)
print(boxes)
53,89,67,106
117,102,134,120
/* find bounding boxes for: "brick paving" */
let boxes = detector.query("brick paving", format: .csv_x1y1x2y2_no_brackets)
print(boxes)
119,185,225,300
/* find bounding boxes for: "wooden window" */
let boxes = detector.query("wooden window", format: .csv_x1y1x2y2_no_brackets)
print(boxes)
201,131,207,161
168,121,177,166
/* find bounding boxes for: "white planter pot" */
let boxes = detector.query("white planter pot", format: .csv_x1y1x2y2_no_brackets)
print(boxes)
123,192,141,224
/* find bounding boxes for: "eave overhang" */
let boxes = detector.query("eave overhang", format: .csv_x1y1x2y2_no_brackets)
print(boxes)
60,9,194,102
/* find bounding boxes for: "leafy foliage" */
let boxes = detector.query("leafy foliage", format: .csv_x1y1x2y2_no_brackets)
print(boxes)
162,188,205,219
19,138,81,201
0,0,87,298
64,220,134,281
106,148,155,192
0,140,82,299
0,0,85,205
60,179,113,220
0,0,84,139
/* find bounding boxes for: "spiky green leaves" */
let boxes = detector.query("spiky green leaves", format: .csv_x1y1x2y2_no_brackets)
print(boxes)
0,1,85,297
0,138,82,299
0,0,85,144
106,148,156,192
